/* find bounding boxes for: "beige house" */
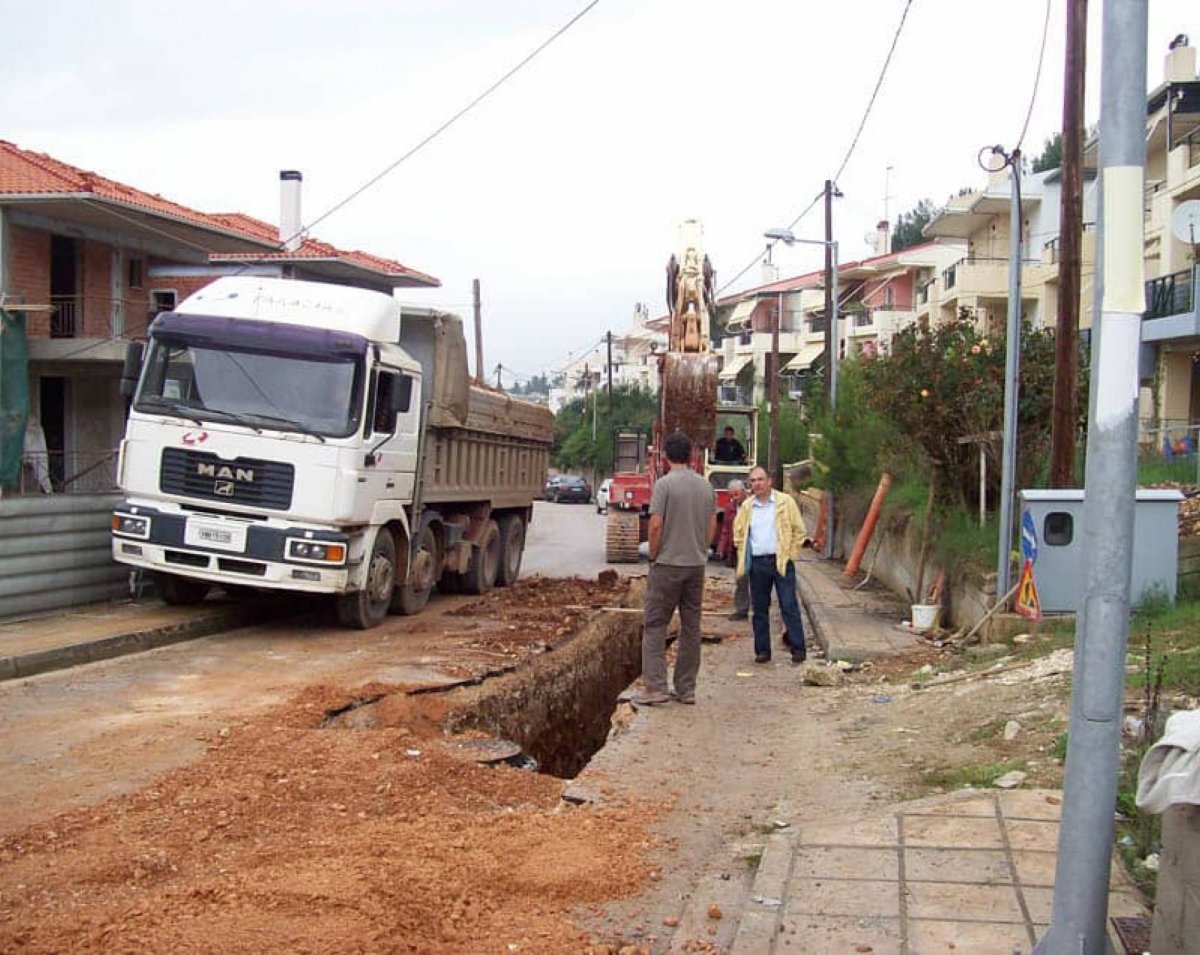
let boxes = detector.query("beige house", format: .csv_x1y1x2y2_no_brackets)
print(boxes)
715,240,963,405
1141,37,1200,446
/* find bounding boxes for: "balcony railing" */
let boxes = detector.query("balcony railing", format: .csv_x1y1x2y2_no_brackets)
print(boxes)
10,449,119,496
1144,268,1195,320
1145,179,1166,222
43,296,158,340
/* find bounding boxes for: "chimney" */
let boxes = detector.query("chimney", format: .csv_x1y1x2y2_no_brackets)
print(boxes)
279,170,303,251
875,219,891,256
761,261,779,285
1165,34,1195,83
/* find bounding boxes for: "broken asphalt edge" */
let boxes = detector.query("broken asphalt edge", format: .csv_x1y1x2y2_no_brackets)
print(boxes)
0,604,274,683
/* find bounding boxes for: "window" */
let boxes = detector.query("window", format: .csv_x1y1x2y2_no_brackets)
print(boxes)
884,286,894,308
150,290,176,315
371,371,414,434
128,258,146,290
1044,512,1073,546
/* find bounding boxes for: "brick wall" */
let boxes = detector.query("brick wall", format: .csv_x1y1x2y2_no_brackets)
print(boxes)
6,225,51,336
81,241,112,338
1152,804,1200,955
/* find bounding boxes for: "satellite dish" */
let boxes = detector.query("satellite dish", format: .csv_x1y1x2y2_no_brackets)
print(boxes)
1170,200,1200,245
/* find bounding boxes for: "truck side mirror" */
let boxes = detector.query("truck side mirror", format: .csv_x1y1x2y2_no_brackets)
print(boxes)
120,342,145,398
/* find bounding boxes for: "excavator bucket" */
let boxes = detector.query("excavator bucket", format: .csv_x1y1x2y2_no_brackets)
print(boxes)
660,352,721,453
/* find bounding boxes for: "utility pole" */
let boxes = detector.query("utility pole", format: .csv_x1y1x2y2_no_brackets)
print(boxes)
494,363,502,390
823,180,834,402
1050,0,1087,488
1034,2,1147,951
769,292,781,484
473,279,484,385
605,330,613,412
996,150,1024,600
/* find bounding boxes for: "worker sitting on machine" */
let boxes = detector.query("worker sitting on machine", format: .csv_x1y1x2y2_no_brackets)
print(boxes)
714,426,746,464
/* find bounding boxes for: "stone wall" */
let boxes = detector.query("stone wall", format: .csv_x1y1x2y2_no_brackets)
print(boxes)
1152,804,1200,955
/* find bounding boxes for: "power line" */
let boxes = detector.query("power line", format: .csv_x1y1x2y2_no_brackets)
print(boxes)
299,0,602,242
718,0,916,297
1016,0,1054,150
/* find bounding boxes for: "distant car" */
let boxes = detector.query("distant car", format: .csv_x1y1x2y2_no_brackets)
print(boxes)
595,478,613,513
549,475,591,504
543,475,565,500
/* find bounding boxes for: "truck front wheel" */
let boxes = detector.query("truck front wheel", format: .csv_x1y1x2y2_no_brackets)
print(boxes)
157,573,210,606
337,528,396,629
393,526,438,615
463,519,500,595
495,514,525,587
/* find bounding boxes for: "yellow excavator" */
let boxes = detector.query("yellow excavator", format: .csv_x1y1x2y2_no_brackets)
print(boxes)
604,220,724,562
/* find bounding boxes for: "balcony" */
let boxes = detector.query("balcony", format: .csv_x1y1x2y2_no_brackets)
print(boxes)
11,448,118,496
1142,266,1200,343
44,295,158,341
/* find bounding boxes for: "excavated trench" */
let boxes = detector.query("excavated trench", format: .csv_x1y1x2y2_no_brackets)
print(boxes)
323,582,646,780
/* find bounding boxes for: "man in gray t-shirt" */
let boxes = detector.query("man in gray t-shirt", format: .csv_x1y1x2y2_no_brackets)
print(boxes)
636,431,717,706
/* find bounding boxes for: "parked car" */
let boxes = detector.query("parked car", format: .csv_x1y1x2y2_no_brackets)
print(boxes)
549,475,591,503
595,478,613,513
543,475,565,500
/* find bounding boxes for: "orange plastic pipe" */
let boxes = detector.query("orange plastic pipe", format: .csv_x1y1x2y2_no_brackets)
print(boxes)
844,472,892,576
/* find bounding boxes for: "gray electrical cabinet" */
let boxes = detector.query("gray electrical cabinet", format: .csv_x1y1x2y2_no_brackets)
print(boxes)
1018,489,1185,613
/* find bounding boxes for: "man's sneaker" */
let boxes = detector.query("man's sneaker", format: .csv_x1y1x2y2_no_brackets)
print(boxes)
669,690,696,705
754,653,771,664
632,691,671,706
727,611,748,621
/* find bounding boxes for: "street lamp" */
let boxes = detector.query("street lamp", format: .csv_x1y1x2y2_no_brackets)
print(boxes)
764,228,840,559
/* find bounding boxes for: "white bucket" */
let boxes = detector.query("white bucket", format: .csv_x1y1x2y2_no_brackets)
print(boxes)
911,604,940,633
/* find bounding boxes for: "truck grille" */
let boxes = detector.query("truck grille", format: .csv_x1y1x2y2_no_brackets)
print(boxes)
160,448,294,511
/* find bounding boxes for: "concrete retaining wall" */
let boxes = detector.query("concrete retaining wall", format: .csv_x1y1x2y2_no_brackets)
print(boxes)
1152,804,1200,955
0,493,126,620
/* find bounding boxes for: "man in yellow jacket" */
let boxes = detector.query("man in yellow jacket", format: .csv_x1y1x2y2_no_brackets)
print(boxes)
732,465,809,664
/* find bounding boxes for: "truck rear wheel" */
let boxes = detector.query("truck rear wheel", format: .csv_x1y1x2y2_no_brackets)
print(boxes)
393,526,439,615
463,519,500,595
157,572,211,605
495,514,525,587
337,528,395,629
605,509,641,563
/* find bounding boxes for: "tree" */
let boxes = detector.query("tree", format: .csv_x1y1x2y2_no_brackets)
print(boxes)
1031,132,1063,173
552,384,658,473
891,199,940,253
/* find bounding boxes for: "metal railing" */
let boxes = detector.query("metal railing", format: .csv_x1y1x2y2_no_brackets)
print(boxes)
43,296,158,339
9,449,119,496
1144,268,1195,320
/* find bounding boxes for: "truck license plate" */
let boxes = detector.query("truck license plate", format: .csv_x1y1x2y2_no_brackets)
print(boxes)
185,520,247,553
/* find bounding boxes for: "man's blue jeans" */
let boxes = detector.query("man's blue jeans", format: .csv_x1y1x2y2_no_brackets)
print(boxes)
748,555,806,658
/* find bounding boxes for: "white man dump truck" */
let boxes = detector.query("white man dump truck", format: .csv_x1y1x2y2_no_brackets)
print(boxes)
111,276,553,629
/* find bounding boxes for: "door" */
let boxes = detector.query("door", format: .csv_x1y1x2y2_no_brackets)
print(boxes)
50,237,81,338
363,368,421,505
39,377,69,490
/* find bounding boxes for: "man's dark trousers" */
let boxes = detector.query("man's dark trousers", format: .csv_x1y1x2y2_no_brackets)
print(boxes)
749,555,806,658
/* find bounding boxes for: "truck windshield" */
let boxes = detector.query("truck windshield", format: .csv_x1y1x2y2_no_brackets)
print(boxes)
135,339,363,438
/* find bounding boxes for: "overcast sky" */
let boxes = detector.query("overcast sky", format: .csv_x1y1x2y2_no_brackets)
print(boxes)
2,0,1196,384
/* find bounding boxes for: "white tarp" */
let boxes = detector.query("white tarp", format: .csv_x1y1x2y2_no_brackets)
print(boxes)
1137,710,1200,813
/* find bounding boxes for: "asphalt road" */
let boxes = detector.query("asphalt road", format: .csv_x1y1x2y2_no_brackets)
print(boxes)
522,498,647,578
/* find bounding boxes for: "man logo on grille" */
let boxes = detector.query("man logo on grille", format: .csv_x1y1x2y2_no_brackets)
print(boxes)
214,481,236,497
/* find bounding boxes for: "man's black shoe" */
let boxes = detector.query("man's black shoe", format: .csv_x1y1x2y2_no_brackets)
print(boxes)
728,611,748,621
791,651,807,664
754,653,771,664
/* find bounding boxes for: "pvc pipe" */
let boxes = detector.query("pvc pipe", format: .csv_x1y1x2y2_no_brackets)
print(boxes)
844,472,892,576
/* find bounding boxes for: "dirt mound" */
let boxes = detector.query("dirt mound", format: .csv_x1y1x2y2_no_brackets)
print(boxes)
0,683,658,953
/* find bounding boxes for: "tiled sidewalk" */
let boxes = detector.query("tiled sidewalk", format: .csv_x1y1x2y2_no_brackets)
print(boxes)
738,789,1148,954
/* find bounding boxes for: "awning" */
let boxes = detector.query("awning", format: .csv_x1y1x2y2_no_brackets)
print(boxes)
725,299,757,330
719,354,752,381
783,343,824,372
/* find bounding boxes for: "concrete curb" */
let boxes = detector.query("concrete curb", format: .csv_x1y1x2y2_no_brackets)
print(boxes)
0,605,271,683
730,830,793,954
795,569,838,660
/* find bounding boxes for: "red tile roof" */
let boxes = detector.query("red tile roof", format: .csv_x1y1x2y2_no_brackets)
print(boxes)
0,140,438,286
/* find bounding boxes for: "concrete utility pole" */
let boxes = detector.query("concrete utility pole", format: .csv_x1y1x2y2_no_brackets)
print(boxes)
823,180,835,402
1050,0,1088,488
996,150,1024,599
606,330,613,412
769,292,781,483
473,279,484,386
1034,2,1147,951
494,363,502,390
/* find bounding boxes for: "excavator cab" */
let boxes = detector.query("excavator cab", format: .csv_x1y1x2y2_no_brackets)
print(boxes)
706,405,757,490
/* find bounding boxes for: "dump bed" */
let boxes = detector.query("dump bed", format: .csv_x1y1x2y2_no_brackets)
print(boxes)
398,307,553,508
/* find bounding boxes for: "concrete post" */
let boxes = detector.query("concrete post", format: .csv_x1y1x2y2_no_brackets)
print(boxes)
1034,1,1147,951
